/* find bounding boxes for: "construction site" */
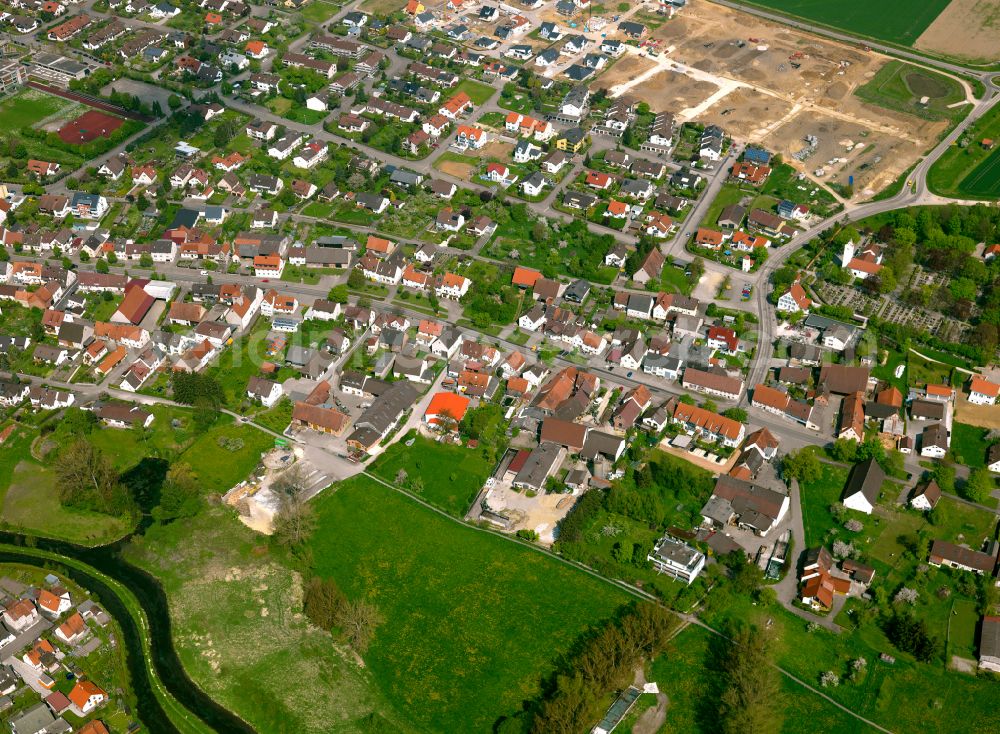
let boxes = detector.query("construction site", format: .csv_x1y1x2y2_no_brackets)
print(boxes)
596,1,965,197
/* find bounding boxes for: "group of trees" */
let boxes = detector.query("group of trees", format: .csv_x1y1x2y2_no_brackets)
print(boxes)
459,402,507,463
718,624,784,734
869,207,1000,356
303,576,384,654
884,612,940,662
499,602,674,734
55,440,136,519
270,466,317,553
604,454,715,530
779,447,822,485
152,463,202,524
170,372,225,431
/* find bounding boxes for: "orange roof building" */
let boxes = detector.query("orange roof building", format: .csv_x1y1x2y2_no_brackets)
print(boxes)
423,392,470,428
511,266,541,288
68,680,107,713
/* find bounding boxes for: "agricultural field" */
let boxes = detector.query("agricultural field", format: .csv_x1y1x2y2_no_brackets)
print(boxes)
952,147,1000,198
738,0,950,46
928,104,1000,197
854,61,968,122
368,432,493,517
308,476,630,732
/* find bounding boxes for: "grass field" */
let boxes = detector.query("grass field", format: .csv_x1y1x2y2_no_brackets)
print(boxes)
452,79,498,107
950,422,991,468
2,461,130,545
907,350,954,388
928,103,1000,197
701,588,1000,733
124,506,410,734
309,476,630,732
947,598,980,661
298,0,339,22
955,148,1000,197
368,432,492,516
740,0,950,46
854,61,968,121
648,625,881,733
0,407,274,545
0,87,76,129
0,88,89,174
0,425,128,545
699,183,746,229
799,461,850,546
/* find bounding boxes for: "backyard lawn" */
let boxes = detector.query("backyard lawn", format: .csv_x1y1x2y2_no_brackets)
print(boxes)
798,461,850,546
947,598,980,661
308,476,629,732
950,422,991,468
452,79,498,106
368,431,493,516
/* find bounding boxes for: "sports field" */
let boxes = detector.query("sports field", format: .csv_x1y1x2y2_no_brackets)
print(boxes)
0,87,76,128
58,109,125,143
309,476,630,732
741,0,950,45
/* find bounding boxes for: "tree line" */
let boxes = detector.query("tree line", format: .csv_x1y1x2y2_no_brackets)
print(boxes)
495,602,676,733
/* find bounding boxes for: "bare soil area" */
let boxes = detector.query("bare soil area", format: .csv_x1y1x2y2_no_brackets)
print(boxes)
604,69,720,115
915,0,1000,62
597,55,660,93
623,1,952,195
477,140,513,158
435,161,476,181
955,393,1000,429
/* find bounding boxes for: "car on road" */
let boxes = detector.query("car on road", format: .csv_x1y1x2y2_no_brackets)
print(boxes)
261,278,269,282
200,269,208,275
627,371,633,378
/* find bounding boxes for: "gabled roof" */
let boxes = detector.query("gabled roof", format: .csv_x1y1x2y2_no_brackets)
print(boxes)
842,458,884,507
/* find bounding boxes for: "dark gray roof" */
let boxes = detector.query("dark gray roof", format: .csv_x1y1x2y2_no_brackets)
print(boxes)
842,458,884,506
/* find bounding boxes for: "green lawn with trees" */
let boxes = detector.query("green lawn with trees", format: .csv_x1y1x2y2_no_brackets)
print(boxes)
368,431,495,516
307,475,631,732
648,624,880,733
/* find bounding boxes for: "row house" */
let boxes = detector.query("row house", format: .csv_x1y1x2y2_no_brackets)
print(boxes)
672,401,745,447
681,367,743,401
